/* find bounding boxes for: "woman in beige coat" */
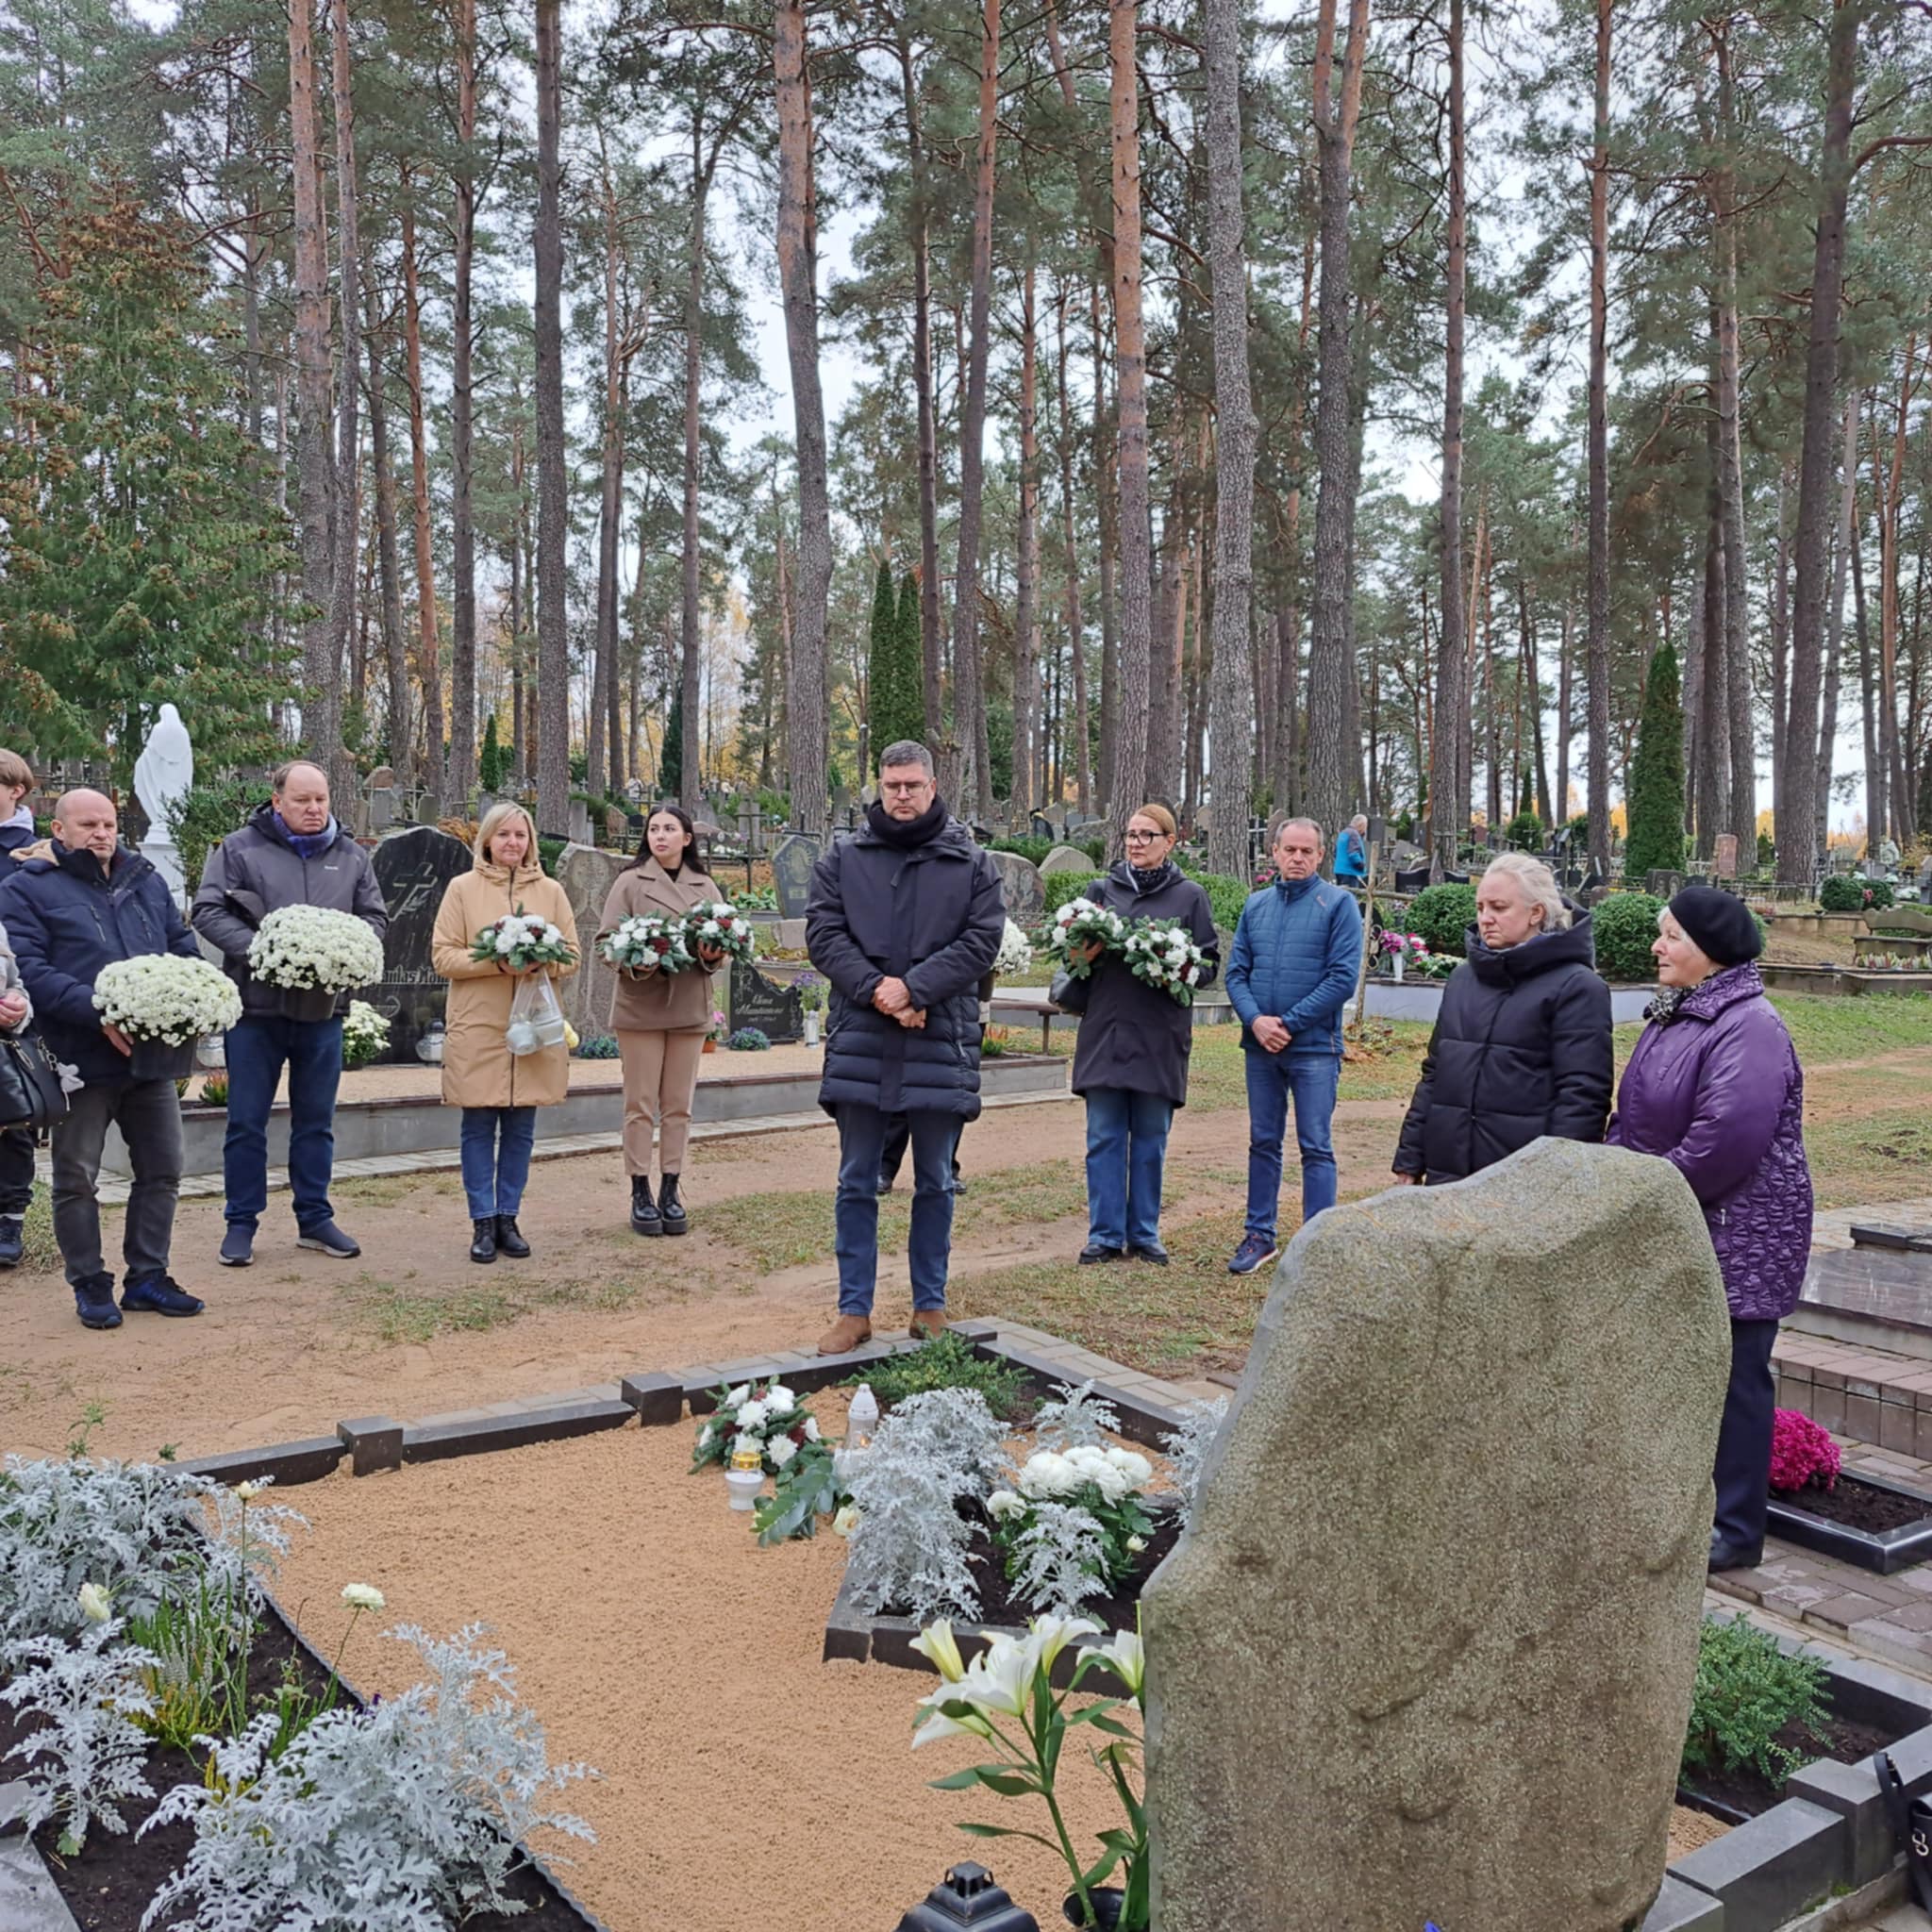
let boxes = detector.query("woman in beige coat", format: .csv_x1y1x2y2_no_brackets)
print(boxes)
430,803,579,1264
596,803,724,1236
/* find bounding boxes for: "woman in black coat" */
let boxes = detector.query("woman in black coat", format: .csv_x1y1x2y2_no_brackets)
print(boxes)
1392,853,1612,1186
1067,805,1220,1266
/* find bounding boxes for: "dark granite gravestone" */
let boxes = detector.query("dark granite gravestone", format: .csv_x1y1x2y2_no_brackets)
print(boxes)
773,832,822,918
363,824,474,1061
729,958,803,1043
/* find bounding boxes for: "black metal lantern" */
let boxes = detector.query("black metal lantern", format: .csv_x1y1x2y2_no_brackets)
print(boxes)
892,1862,1041,1932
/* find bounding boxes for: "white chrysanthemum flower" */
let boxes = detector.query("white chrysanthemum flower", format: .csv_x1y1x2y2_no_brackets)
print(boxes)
802,1416,821,1442
723,1384,750,1408
987,1489,1026,1522
764,1385,795,1415
768,1435,799,1468
736,1400,767,1431
341,1582,385,1612
77,1581,111,1624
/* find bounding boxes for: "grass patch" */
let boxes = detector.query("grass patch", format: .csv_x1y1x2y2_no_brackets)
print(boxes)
1769,991,1932,1064
1175,1024,1433,1112
334,1173,464,1207
1805,1108,1932,1210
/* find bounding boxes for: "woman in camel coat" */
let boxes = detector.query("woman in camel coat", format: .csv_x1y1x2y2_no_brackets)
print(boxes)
431,802,579,1265
596,803,724,1237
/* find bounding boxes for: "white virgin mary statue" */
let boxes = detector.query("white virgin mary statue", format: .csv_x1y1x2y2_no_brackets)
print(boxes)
134,703,194,905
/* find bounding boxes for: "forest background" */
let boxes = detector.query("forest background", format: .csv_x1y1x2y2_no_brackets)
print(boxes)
2,0,1928,883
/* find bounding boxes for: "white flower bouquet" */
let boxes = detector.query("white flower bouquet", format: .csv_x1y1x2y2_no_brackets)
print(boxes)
1119,919,1208,1007
992,1441,1158,1595
469,906,576,973
681,901,758,965
341,1000,391,1068
92,957,242,1044
1041,897,1126,979
246,907,384,993
599,913,697,976
691,1379,823,1477
992,918,1033,978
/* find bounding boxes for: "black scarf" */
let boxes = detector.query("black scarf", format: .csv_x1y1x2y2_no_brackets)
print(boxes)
1109,857,1178,897
866,794,949,849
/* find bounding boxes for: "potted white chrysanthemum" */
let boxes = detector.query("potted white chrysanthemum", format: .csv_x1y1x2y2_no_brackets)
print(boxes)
246,906,386,1024
92,957,243,1081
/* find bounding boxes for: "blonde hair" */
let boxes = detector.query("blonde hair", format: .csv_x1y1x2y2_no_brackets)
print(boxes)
1130,803,1177,840
0,750,36,794
475,802,540,870
1481,852,1570,932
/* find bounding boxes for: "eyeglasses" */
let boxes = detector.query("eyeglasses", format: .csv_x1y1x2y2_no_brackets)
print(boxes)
1124,829,1166,844
880,779,929,796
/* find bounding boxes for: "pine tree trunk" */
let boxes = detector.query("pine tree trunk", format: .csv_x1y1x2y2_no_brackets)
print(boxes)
1012,258,1041,820
401,200,442,806
448,0,478,803
1697,435,1731,855
1091,288,1120,813
533,0,569,835
774,0,831,837
1557,581,1573,822
1877,335,1919,842
948,0,1001,821
1055,286,1091,812
327,0,360,791
289,0,339,774
677,120,715,811
1304,0,1371,861
1585,0,1613,877
590,152,624,802
365,293,411,792
1817,406,1857,857
1205,0,1256,876
896,28,945,742
1776,0,1859,883
1854,495,1882,848
1149,451,1187,803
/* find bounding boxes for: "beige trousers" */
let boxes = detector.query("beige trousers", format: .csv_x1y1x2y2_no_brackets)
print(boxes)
618,1029,707,1176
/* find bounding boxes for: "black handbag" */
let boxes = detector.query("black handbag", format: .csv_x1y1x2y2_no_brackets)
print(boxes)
0,1025,69,1133
1878,1754,1932,1910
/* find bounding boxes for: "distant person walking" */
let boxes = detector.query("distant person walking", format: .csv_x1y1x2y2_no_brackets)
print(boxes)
430,804,579,1265
1392,854,1611,1186
1609,888,1812,1574
806,741,1004,1355
1068,804,1219,1266
1,790,206,1328
0,747,40,1270
1224,818,1362,1275
1333,813,1369,888
192,760,389,1268
596,803,724,1238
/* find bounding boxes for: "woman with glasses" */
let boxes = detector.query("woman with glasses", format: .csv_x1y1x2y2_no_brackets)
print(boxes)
1065,805,1219,1265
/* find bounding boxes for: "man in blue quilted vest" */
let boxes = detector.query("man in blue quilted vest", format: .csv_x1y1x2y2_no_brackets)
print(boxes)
1224,817,1364,1274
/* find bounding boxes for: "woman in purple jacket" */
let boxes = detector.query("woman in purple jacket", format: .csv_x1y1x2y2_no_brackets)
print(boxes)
1608,887,1812,1574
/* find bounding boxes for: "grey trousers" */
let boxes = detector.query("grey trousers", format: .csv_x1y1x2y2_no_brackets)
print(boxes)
52,1078,183,1289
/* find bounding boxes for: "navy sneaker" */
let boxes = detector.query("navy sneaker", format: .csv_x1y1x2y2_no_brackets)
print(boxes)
1226,1234,1280,1276
121,1274,205,1317
219,1224,255,1268
0,1216,23,1269
74,1274,123,1330
296,1221,360,1258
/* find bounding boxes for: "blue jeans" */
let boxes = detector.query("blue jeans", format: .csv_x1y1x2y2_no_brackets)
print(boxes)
1084,1088,1174,1251
460,1107,536,1220
224,1015,343,1232
834,1104,955,1316
1244,1049,1341,1239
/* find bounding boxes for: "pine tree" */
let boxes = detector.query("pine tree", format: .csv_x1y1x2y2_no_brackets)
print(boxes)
865,558,898,774
893,573,925,754
478,713,506,791
1624,641,1687,878
658,684,684,801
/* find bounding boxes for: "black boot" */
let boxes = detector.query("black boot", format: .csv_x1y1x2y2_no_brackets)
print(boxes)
494,1215,530,1258
658,1174,688,1236
630,1174,661,1237
469,1217,497,1264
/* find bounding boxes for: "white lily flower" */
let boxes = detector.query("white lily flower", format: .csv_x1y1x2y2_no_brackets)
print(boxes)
77,1582,111,1624
1029,1612,1103,1674
910,1619,967,1682
832,1503,861,1537
911,1707,994,1750
1079,1627,1145,1699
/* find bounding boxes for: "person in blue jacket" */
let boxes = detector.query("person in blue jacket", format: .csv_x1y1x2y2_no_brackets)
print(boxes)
1224,816,1364,1274
1,789,207,1330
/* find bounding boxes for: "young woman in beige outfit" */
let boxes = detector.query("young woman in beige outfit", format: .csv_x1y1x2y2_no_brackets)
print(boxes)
430,804,579,1264
595,804,724,1236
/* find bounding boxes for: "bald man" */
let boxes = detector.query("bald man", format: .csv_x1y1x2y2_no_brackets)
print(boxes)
0,788,205,1328
192,759,387,1268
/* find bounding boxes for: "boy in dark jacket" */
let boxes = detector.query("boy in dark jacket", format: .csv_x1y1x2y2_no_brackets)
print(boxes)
806,742,1005,1355
0,790,205,1329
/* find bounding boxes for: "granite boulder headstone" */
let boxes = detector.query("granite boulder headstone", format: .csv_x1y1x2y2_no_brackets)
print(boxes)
554,842,631,1042
1039,843,1098,877
1143,1139,1731,1932
985,850,1041,925
365,824,475,1060
773,832,822,918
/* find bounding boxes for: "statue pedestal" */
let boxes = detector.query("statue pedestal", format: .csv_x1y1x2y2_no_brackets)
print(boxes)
141,833,188,911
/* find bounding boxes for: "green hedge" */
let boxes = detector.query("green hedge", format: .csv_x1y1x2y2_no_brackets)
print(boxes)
1591,891,1663,981
1821,874,1896,912
1043,871,1105,919
1406,884,1478,956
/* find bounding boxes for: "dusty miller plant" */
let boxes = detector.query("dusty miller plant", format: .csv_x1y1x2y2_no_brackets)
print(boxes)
844,1389,1008,1622
3,1618,158,1855
142,1623,595,1932
1009,1504,1109,1618
1161,1399,1228,1531
1033,1381,1123,1455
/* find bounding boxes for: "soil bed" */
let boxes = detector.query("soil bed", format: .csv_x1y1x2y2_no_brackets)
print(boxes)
1678,1712,1901,1824
1774,1474,1932,1534
0,1605,588,1932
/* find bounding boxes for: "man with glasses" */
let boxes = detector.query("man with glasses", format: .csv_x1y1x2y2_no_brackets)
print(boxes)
1224,817,1363,1274
806,741,1006,1354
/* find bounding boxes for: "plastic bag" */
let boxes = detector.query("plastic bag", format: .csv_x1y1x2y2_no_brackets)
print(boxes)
505,973,567,1057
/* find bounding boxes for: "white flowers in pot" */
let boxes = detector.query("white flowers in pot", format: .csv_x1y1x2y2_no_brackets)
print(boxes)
992,918,1033,978
246,907,384,993
92,957,242,1045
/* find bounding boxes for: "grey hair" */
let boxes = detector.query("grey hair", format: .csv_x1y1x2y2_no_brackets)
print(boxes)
1481,852,1570,931
1350,814,1368,831
1275,816,1325,850
878,741,935,777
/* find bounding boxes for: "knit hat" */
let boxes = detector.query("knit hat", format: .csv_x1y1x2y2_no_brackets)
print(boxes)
1667,885,1762,967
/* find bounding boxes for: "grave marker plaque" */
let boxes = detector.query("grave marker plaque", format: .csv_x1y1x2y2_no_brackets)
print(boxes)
364,824,474,1060
728,959,803,1043
772,832,822,918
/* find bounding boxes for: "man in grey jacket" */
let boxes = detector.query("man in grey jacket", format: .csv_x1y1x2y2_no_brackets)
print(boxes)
191,761,388,1268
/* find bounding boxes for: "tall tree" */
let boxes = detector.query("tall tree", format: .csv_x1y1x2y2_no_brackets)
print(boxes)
1012,258,1041,814
1584,0,1613,876
1624,639,1687,877
1428,0,1466,874
448,0,481,802
327,0,360,774
532,0,569,833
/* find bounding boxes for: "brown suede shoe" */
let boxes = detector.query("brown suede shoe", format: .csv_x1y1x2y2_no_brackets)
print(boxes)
908,1308,948,1341
818,1313,874,1356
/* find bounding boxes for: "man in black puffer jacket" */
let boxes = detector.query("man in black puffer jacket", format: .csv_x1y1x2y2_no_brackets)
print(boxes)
806,741,1005,1355
1392,853,1612,1185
